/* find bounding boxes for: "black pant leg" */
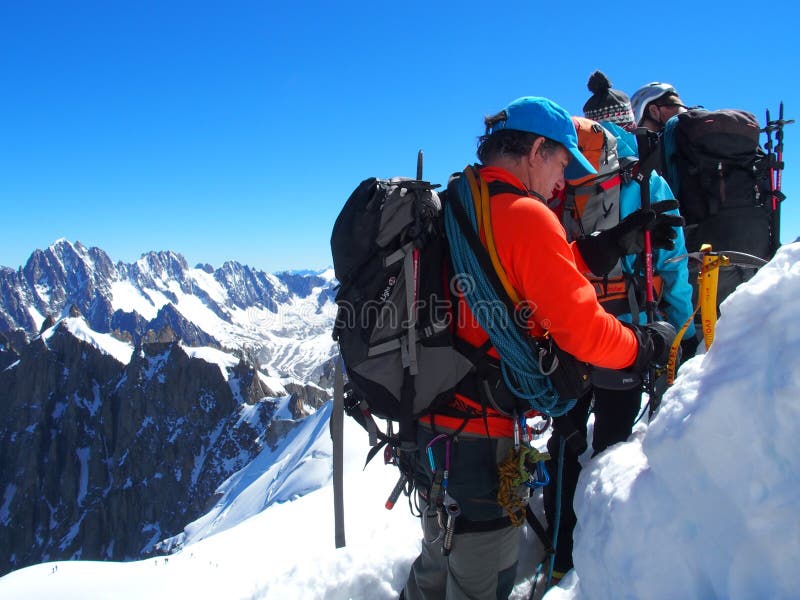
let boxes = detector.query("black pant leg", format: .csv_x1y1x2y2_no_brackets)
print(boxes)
591,386,642,456
542,390,592,574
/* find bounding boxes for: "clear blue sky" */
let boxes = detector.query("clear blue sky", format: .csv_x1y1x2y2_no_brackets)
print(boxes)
2,0,798,272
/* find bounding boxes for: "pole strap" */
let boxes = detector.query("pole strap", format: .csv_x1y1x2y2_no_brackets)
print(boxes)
666,305,700,385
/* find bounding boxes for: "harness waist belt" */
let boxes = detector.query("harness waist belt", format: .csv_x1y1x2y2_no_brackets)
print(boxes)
453,509,525,534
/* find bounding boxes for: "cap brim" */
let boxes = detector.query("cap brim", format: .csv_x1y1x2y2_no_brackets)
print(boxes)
564,148,597,179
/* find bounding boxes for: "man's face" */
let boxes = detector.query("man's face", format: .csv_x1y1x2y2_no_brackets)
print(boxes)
530,145,570,197
650,95,686,125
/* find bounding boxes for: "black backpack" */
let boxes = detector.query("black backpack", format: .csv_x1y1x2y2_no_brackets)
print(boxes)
662,108,774,259
329,175,485,548
331,177,477,443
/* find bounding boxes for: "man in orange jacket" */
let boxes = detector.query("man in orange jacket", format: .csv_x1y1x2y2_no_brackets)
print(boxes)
403,96,678,600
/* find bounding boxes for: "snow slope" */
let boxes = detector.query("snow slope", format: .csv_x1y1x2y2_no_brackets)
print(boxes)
547,241,800,600
163,401,338,550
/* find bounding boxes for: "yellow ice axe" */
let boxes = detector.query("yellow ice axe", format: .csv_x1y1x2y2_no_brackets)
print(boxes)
666,244,732,384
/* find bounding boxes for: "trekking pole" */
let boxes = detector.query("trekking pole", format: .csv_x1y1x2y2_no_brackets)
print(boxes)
763,108,780,256
775,102,793,194
634,129,663,419
764,108,776,205
416,149,424,180
763,103,794,256
332,358,346,548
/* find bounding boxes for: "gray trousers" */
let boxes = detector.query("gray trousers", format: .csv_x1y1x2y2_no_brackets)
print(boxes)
403,499,520,600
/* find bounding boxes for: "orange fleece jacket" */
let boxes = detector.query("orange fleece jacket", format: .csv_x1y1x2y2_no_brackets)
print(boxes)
420,166,639,435
457,166,638,370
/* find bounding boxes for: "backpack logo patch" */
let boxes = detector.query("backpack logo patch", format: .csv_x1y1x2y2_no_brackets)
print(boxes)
378,276,397,304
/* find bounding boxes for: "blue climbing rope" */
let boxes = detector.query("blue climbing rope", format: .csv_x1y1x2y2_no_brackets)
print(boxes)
445,172,576,417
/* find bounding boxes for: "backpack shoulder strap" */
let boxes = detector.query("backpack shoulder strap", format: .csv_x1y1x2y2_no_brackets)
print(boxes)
466,167,523,306
486,180,528,197
661,118,680,193
619,156,639,184
632,131,662,185
445,172,522,324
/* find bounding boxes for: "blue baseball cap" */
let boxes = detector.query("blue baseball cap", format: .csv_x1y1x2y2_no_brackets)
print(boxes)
488,96,597,180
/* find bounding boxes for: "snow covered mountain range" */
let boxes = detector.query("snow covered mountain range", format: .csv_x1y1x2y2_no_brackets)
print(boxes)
0,239,338,381
0,240,339,576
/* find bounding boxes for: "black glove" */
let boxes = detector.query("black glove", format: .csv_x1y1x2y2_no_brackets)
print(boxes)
649,200,685,251
626,321,677,373
576,200,685,277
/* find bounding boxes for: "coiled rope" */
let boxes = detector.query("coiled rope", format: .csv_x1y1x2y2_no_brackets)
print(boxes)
496,445,550,526
444,170,576,416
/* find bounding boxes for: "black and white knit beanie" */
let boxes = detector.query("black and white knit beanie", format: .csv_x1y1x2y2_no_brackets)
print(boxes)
582,71,635,129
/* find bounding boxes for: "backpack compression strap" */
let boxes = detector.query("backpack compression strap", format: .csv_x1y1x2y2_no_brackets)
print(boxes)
565,172,621,198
